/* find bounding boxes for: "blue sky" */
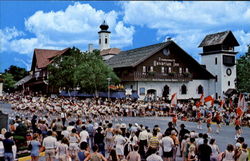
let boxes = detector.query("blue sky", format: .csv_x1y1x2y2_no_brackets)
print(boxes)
1,1,250,72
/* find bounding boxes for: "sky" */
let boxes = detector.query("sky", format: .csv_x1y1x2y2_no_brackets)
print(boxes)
1,1,250,72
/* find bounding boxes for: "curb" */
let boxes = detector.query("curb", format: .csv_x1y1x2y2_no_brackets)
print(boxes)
18,152,45,161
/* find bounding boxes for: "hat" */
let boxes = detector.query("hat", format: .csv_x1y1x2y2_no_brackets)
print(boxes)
135,123,139,127
235,143,241,148
121,123,126,129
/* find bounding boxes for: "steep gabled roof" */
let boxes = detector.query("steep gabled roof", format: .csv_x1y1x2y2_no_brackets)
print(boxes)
106,42,170,68
31,48,70,70
107,40,215,79
100,48,120,56
198,30,239,47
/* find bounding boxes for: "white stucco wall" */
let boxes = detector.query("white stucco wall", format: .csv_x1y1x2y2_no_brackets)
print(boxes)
99,32,110,50
201,53,236,98
124,79,214,100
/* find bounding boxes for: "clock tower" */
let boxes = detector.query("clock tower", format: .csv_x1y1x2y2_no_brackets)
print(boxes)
199,31,239,98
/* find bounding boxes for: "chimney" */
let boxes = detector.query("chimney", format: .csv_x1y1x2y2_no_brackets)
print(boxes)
88,44,93,52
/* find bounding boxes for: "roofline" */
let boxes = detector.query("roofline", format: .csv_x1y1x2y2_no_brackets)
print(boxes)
131,41,171,67
200,50,238,56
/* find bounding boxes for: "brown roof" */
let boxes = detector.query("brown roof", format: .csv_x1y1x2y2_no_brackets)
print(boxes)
100,48,120,56
32,48,69,69
198,30,239,47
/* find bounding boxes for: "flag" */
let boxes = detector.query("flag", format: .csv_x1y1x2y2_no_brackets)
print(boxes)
204,95,214,107
171,93,177,107
237,94,247,111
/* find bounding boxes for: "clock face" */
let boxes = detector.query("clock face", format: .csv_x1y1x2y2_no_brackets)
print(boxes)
226,68,232,76
163,48,170,56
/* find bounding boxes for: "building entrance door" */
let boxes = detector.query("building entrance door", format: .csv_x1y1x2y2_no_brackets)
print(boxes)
147,89,156,101
162,85,170,100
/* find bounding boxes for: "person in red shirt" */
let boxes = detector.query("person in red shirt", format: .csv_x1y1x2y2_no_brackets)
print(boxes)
215,112,222,134
172,114,177,127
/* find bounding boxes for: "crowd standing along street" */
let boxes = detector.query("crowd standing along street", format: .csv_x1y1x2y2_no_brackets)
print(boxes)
0,93,249,161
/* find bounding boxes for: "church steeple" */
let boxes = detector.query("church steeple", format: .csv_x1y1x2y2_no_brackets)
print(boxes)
98,20,111,50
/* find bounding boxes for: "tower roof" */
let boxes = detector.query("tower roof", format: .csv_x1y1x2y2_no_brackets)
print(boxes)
99,20,110,33
198,30,239,47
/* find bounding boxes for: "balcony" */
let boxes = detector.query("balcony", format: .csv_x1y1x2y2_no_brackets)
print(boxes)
122,71,192,82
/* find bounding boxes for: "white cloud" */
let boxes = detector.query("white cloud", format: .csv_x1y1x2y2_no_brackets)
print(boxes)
1,2,135,56
122,1,250,59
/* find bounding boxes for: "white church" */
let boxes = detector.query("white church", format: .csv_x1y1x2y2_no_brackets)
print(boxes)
98,21,239,100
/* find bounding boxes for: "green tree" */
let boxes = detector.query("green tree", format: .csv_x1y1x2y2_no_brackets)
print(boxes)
4,65,29,81
2,73,16,92
48,47,119,94
236,45,250,93
48,47,82,90
77,50,120,95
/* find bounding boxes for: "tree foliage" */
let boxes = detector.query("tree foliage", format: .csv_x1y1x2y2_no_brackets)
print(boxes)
4,65,29,81
48,47,120,93
1,65,29,92
1,73,16,92
236,45,250,93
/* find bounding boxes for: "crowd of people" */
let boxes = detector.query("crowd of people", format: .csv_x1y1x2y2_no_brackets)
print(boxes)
0,93,249,161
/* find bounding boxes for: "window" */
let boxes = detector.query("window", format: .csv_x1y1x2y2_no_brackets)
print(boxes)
215,75,218,82
181,84,187,94
228,81,230,86
105,38,108,44
185,68,189,73
143,66,146,73
140,88,145,95
215,57,217,65
179,67,182,74
168,67,172,73
223,55,235,66
150,66,154,72
161,67,165,74
215,93,218,99
198,85,203,94
99,39,101,44
130,85,133,89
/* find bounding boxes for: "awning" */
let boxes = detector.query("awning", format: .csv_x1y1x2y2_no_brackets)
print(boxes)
15,75,33,86
224,88,237,96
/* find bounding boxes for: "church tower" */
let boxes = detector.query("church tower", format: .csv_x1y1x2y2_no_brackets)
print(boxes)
98,20,110,51
199,31,239,98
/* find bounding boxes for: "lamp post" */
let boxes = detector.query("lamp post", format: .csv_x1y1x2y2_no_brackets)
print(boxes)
107,77,111,100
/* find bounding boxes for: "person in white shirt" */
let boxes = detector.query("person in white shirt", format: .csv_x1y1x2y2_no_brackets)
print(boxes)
146,148,163,161
139,127,148,159
162,131,174,161
61,126,70,138
42,131,57,161
80,126,89,143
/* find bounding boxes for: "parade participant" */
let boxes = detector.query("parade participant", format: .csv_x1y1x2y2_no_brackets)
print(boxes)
172,114,177,127
30,133,41,161
215,112,222,134
42,130,57,161
84,144,107,161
